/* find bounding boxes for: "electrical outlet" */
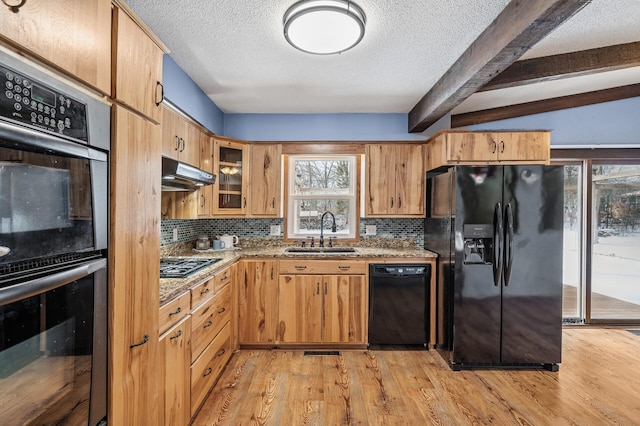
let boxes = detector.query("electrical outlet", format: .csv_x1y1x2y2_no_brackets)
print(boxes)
172,228,178,242
365,225,377,236
270,225,281,236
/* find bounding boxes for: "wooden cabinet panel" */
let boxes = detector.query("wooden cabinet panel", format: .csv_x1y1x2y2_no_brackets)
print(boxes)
279,259,366,275
0,0,111,94
249,144,282,216
215,266,232,291
446,132,496,162
161,106,183,159
365,144,395,215
112,6,163,122
277,275,323,343
109,105,161,425
323,275,367,343
238,260,278,343
366,144,424,217
191,276,215,309
198,135,214,217
159,316,191,426
395,144,425,216
497,132,550,161
159,291,190,335
190,323,231,417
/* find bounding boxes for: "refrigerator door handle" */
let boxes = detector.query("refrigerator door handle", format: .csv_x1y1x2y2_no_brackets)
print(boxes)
493,203,504,286
504,203,515,286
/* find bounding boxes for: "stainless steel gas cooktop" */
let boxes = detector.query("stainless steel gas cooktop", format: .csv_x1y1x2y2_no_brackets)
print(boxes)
159,257,221,278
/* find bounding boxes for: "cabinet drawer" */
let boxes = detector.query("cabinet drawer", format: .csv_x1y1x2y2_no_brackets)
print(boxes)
191,285,231,363
191,322,231,416
215,266,232,290
159,291,190,335
191,276,215,308
279,260,366,275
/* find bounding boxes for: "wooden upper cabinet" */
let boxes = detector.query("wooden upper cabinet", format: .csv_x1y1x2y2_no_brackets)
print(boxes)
426,131,551,171
0,0,111,94
249,144,282,217
366,144,425,217
198,134,214,218
112,5,164,122
214,139,248,215
161,107,200,167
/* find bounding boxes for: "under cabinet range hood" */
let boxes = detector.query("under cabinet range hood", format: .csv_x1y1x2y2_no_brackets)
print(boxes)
161,156,216,191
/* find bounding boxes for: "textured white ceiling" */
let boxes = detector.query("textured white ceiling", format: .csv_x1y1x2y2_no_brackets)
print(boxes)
126,0,640,115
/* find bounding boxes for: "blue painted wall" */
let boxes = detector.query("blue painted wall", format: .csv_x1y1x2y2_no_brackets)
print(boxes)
163,54,640,145
162,55,224,134
223,113,425,141
467,97,640,146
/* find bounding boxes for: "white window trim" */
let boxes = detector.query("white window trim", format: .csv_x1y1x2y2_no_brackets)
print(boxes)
287,154,358,240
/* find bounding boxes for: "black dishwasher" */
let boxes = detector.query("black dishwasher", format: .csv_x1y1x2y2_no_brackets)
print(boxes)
369,264,430,346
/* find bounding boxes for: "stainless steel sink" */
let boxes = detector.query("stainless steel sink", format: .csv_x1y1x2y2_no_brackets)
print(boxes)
284,247,357,254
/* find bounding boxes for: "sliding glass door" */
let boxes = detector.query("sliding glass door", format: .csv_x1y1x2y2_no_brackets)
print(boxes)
561,163,583,320
590,163,640,321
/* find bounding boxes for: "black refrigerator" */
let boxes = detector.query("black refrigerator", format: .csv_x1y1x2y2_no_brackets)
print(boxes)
425,165,563,371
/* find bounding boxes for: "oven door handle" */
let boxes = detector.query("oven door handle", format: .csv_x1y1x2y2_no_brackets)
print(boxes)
0,258,107,306
0,121,107,162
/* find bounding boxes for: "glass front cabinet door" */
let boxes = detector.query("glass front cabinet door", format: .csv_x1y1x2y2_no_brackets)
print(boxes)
214,138,248,214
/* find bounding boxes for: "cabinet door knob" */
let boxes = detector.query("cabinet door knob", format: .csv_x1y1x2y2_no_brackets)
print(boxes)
203,320,213,329
500,140,505,153
390,197,394,208
174,135,180,151
200,287,210,295
169,329,183,340
169,307,182,316
217,307,226,314
295,265,307,270
338,265,351,270
271,197,275,208
216,348,226,357
203,367,213,377
492,140,497,153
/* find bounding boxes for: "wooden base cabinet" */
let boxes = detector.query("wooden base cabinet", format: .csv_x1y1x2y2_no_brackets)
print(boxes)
191,323,232,417
277,274,366,344
159,316,191,426
238,260,278,344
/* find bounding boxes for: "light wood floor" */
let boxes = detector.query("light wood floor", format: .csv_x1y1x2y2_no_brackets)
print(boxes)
193,328,640,425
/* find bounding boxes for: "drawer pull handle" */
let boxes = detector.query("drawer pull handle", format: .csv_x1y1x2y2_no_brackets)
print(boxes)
200,288,210,295
203,367,213,377
295,265,307,270
130,334,149,349
170,330,183,340
338,266,351,270
169,307,182,316
221,275,228,281
218,307,226,314
203,320,213,329
217,348,226,357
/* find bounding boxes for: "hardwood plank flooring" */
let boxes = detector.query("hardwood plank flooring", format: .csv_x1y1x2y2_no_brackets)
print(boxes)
193,329,640,425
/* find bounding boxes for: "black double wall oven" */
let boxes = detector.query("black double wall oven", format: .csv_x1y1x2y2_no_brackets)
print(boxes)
0,49,110,425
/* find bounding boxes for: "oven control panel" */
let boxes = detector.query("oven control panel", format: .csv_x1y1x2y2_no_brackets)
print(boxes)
0,63,88,142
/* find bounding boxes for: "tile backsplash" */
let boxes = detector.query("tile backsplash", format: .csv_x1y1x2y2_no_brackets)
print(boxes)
160,218,424,247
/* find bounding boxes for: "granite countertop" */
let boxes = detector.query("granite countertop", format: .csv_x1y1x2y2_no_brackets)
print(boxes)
159,239,437,304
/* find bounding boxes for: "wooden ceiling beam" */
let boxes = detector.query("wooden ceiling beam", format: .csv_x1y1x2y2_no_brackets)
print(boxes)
451,83,640,128
408,0,591,133
480,42,640,92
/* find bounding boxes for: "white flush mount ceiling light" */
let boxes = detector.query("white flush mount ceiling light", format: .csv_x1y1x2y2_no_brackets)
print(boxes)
283,0,366,55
